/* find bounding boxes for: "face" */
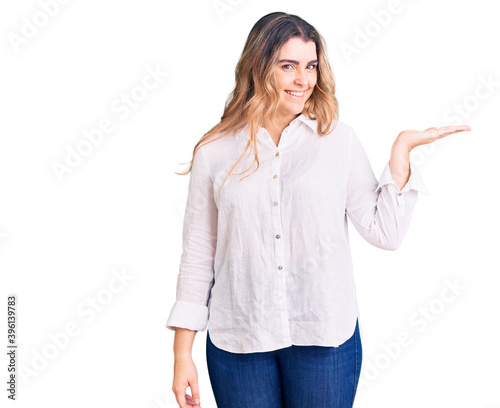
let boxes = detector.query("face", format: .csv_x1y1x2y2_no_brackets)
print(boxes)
273,37,318,124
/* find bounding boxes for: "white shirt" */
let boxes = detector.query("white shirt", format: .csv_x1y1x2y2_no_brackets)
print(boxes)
165,114,429,353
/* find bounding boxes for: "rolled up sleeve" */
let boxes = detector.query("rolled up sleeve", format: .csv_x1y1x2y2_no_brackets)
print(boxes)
345,128,429,250
165,146,217,331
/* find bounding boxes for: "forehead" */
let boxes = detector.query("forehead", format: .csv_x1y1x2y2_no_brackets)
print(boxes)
278,37,317,60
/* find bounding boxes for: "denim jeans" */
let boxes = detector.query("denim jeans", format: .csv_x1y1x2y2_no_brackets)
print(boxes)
206,319,362,408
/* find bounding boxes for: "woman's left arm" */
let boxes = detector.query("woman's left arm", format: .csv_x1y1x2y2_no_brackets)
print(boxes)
389,126,472,190
345,124,471,251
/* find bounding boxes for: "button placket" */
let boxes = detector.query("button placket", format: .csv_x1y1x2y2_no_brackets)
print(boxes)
271,149,283,274
396,189,405,206
270,148,291,343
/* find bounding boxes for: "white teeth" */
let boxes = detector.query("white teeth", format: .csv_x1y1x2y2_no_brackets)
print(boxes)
285,91,304,97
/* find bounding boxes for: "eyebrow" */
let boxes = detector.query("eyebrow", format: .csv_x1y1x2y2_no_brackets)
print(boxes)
278,59,319,65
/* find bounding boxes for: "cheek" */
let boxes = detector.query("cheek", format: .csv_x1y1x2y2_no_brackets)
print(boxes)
275,72,288,90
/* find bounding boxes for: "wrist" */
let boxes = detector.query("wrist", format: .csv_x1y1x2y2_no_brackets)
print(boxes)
174,351,192,360
394,134,414,152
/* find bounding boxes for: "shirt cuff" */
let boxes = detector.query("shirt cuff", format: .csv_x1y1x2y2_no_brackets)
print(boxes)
165,300,209,332
376,160,429,196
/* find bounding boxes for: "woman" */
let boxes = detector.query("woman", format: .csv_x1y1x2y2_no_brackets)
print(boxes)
165,11,470,408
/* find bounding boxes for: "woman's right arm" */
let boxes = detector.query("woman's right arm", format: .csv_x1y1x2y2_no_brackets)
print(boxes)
174,327,196,358
166,145,217,332
167,145,218,408
172,328,201,408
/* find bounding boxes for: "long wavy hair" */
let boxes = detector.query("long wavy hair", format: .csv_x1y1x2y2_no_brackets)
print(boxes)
176,11,339,200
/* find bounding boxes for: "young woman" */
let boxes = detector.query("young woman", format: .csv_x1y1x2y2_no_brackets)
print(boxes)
165,11,471,408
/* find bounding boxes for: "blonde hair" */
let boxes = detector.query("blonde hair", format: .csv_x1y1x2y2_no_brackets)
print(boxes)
176,11,339,200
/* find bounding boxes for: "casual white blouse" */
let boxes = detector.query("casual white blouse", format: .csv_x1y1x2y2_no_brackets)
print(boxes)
165,114,429,354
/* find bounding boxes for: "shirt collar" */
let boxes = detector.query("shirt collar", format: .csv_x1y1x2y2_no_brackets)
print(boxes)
295,114,318,133
235,113,319,140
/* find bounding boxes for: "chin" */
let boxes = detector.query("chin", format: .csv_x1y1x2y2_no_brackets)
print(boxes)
277,98,308,118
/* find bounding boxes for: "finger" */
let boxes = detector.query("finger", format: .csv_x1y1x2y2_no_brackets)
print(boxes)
185,394,195,405
190,380,202,407
172,389,188,408
431,126,465,138
438,130,470,140
185,394,200,407
438,126,471,133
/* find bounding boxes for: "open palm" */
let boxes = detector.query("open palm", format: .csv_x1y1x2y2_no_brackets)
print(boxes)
398,125,471,150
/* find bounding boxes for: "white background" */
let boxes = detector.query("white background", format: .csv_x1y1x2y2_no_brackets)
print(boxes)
1,0,499,407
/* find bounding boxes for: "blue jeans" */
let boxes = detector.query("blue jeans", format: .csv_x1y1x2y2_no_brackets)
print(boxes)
206,319,362,408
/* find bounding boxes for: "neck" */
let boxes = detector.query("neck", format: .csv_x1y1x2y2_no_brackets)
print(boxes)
264,113,300,135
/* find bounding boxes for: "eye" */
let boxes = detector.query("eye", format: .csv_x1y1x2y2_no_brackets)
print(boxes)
307,64,317,70
281,64,294,70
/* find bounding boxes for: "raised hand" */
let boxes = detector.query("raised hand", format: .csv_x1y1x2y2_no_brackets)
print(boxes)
397,125,472,151
389,125,471,190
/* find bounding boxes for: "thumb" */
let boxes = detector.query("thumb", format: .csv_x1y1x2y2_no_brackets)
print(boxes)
190,380,201,406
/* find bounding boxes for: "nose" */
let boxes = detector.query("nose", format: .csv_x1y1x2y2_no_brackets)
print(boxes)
294,68,308,87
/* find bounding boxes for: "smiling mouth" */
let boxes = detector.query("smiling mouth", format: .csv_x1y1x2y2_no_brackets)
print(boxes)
285,90,305,98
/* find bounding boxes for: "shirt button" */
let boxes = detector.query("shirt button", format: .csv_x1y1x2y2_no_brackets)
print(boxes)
278,265,283,270
273,174,277,179
398,192,403,196
275,152,280,157
273,202,278,206
276,234,281,239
